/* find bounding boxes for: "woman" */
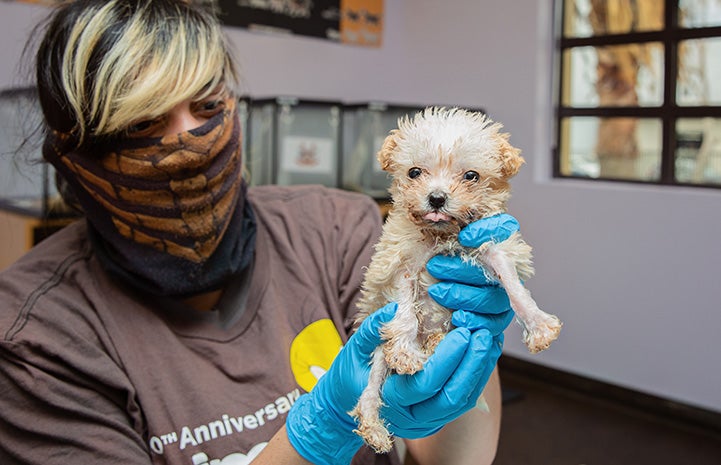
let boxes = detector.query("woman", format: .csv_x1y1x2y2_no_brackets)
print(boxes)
0,1,517,464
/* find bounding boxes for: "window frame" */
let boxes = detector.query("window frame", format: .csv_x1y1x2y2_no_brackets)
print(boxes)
553,0,721,189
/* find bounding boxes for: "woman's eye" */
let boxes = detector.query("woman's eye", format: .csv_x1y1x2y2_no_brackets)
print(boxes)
126,118,161,137
408,167,423,179
463,171,480,182
196,98,226,116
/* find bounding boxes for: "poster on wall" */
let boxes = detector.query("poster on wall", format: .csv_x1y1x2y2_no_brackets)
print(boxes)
5,0,384,47
7,0,57,4
216,0,383,47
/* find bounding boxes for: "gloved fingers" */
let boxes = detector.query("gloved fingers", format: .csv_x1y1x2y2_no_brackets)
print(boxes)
382,399,447,438
409,329,501,422
451,309,515,336
383,328,470,407
465,334,504,402
388,331,498,430
426,255,496,286
448,332,503,407
428,281,511,314
350,302,398,356
458,213,520,248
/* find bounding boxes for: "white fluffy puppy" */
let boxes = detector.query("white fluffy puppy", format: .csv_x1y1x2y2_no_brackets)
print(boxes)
350,107,562,452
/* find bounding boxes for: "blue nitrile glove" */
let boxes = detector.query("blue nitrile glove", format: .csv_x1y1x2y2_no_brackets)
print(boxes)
286,303,397,465
380,327,502,438
427,213,519,335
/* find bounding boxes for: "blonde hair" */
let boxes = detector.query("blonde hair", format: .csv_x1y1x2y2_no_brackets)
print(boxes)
38,0,237,142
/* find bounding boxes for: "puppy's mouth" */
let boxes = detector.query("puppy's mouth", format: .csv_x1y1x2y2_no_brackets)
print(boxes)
422,211,452,223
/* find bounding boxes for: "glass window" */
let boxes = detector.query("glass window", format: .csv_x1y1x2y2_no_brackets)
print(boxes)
563,43,664,107
675,118,721,185
563,0,664,37
555,0,721,188
677,37,721,106
679,0,721,28
560,117,662,181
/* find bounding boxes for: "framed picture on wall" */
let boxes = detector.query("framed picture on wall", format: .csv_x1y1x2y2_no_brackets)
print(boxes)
215,0,340,40
216,0,383,47
7,0,384,47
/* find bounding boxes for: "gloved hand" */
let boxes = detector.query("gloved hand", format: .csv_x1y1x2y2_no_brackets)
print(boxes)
286,303,395,465
380,326,501,439
427,213,519,335
286,302,505,464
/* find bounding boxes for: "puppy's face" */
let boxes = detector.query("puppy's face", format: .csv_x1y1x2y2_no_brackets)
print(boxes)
379,108,523,232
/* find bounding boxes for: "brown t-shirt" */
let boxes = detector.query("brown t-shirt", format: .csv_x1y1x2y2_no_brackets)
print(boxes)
0,185,399,465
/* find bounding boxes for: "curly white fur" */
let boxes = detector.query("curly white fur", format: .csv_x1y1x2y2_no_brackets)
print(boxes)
350,107,562,453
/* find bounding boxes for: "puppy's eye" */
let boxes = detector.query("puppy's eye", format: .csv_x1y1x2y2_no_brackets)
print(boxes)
463,171,480,182
408,167,423,179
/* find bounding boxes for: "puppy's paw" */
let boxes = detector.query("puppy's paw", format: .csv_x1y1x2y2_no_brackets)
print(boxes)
523,312,562,354
356,424,394,454
352,408,395,453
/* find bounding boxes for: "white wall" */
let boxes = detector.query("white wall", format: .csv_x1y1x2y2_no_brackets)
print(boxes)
1,0,719,414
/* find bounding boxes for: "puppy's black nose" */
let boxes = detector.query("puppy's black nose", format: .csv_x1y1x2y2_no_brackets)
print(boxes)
428,193,446,209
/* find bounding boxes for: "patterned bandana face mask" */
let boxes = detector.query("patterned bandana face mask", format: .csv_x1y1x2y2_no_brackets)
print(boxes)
44,98,257,297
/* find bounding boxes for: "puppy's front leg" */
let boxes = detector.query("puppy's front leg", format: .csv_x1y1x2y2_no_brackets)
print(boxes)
381,279,427,374
481,242,562,353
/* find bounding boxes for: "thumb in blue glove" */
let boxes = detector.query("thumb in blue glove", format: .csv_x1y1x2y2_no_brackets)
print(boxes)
458,212,519,248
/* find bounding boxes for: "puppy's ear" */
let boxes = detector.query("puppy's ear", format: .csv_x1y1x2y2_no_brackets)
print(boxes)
496,133,524,178
377,130,399,172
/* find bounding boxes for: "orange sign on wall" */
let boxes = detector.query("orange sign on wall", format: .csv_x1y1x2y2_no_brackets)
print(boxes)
340,0,383,47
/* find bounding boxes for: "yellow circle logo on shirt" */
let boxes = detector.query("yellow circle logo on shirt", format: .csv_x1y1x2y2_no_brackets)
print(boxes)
289,319,343,392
